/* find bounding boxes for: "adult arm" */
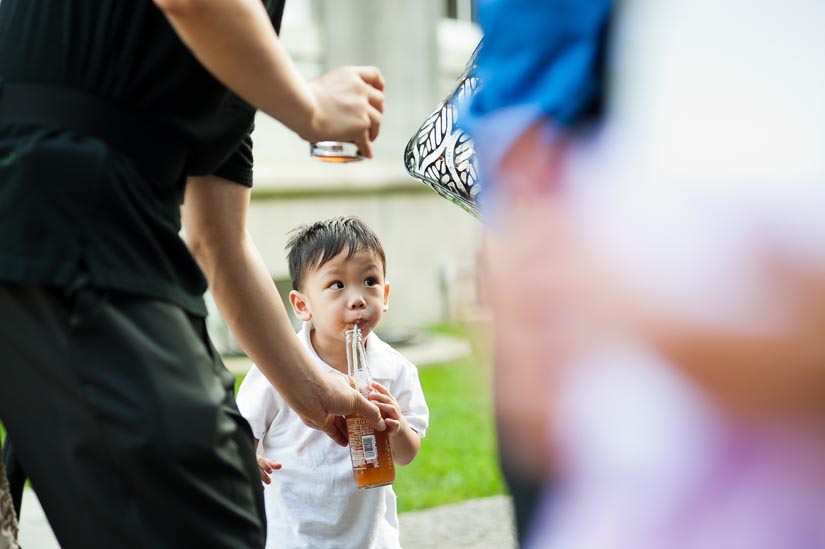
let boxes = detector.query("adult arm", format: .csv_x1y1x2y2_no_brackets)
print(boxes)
464,0,613,481
153,0,384,157
181,175,385,445
644,279,825,423
483,196,825,425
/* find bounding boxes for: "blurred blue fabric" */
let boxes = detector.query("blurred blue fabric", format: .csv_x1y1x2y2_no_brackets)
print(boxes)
460,0,613,190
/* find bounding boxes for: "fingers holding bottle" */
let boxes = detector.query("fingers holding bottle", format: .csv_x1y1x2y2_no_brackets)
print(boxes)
361,66,385,142
325,369,387,429
305,65,385,158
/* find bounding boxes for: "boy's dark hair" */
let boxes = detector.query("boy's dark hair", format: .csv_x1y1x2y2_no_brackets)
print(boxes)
286,216,386,290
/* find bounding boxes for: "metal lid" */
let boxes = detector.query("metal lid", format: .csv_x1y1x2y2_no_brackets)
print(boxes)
309,141,363,162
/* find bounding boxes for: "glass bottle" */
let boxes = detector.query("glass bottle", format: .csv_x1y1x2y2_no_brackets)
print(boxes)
345,325,395,488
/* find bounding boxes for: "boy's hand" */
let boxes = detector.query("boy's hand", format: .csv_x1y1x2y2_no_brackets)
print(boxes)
256,455,282,485
311,370,385,447
368,382,407,436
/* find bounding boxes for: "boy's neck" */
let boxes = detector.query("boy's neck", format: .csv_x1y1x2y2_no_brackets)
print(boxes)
309,327,348,374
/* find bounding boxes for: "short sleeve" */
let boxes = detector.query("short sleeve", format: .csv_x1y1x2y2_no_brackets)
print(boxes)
212,131,254,187
465,0,611,129
235,365,281,440
459,0,611,179
391,356,430,438
209,0,282,187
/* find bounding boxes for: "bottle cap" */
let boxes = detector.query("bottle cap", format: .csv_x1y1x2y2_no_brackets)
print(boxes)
310,141,363,163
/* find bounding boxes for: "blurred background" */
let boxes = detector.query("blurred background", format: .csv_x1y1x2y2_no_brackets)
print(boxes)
204,0,486,353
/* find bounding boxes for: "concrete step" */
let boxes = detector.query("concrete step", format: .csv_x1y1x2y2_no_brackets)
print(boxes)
18,489,515,549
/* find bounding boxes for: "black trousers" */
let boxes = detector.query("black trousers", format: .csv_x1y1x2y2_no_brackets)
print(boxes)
496,426,544,547
0,282,266,548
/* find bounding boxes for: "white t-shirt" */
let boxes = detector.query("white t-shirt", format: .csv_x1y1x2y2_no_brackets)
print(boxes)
236,322,429,549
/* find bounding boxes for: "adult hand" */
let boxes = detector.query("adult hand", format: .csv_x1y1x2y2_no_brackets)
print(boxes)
304,66,385,158
156,0,384,155
299,370,386,447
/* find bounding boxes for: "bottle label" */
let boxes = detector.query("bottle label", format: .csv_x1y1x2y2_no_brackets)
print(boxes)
362,434,377,461
347,416,379,468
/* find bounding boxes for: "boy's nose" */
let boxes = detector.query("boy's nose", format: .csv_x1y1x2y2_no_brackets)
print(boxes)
347,292,367,309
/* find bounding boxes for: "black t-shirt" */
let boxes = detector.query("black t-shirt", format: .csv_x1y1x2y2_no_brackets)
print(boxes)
0,0,285,315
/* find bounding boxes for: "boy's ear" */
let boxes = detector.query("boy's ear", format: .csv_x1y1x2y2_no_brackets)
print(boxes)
289,289,312,321
383,281,390,312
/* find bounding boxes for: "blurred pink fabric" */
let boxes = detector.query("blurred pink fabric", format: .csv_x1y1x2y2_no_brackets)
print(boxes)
517,1,825,547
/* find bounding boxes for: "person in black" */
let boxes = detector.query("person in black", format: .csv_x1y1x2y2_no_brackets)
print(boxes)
0,1,386,547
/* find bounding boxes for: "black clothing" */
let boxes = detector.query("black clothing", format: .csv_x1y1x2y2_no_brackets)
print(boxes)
0,282,266,548
497,439,544,545
0,1,286,546
0,0,282,315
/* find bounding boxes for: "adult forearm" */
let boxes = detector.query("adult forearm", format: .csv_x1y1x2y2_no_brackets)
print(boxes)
653,319,825,423
154,0,316,139
183,176,385,441
181,176,325,416
210,234,329,413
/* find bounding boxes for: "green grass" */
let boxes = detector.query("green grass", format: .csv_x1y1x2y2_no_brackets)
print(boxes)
393,322,504,511
392,356,505,512
421,321,469,338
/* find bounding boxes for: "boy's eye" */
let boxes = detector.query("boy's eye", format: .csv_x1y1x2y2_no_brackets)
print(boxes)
364,277,377,287
329,281,344,290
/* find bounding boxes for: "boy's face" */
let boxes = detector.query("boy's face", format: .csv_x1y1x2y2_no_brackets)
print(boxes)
289,248,389,342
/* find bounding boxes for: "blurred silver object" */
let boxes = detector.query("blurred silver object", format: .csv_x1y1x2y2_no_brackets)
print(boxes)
310,141,363,163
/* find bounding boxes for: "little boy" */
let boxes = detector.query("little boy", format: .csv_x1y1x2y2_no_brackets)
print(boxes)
236,216,429,549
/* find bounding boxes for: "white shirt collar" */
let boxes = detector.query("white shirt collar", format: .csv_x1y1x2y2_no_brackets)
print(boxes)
297,321,396,380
